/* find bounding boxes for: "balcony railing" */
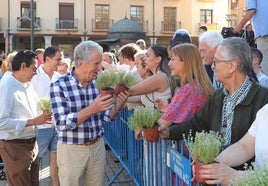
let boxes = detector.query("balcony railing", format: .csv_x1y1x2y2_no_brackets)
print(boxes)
161,21,181,33
17,16,41,30
141,20,149,33
55,18,78,30
92,18,114,31
129,19,149,33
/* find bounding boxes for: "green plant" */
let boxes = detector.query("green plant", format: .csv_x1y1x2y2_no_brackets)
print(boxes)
37,97,52,113
117,72,138,88
231,164,268,186
184,130,222,164
127,106,162,131
95,70,118,90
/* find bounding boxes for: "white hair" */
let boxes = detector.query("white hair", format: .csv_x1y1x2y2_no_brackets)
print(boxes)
199,30,223,49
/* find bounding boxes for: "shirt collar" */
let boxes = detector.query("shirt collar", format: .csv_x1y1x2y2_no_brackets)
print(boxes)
223,76,251,99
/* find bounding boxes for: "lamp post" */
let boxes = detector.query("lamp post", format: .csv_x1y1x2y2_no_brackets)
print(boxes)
5,0,11,55
83,31,87,41
30,0,34,51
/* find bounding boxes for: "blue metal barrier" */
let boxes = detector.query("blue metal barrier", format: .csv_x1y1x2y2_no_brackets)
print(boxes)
103,109,143,185
103,109,199,186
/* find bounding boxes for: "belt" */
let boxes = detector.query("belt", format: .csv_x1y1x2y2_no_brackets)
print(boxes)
76,137,100,146
6,137,36,144
38,124,54,129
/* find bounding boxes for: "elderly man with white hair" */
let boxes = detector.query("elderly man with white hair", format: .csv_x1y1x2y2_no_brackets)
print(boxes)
199,30,223,88
50,41,127,186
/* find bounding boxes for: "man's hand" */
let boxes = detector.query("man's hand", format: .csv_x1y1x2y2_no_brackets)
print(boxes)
233,25,242,34
27,112,52,126
90,94,114,114
158,125,170,139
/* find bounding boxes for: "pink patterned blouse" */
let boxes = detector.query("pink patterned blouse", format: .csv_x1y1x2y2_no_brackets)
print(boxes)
162,83,207,124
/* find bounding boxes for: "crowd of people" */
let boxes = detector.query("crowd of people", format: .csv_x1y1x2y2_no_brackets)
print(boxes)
1,1,268,184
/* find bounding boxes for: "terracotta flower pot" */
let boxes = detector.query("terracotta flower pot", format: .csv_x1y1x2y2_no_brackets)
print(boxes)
143,126,159,142
115,84,129,95
193,162,207,183
100,88,115,97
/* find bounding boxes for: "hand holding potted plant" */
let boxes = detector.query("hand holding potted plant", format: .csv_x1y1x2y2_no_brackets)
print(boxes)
127,106,162,142
115,72,138,95
95,70,119,97
184,130,222,183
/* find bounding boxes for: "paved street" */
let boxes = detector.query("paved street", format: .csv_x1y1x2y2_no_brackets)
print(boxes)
0,148,135,186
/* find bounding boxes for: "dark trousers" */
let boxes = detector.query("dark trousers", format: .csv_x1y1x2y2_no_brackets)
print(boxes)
0,139,39,186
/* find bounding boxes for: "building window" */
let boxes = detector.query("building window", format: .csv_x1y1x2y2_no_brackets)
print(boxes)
163,7,176,32
59,3,75,29
200,9,213,25
19,2,36,29
21,2,36,18
130,6,144,29
95,4,109,29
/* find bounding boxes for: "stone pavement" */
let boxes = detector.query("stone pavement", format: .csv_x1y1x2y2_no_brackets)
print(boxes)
0,148,136,186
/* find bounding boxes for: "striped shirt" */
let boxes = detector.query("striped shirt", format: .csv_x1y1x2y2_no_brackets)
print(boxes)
50,70,111,144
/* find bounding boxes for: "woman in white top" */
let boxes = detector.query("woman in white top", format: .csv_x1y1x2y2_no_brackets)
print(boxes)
128,45,176,107
128,45,176,140
197,103,268,185
128,46,177,186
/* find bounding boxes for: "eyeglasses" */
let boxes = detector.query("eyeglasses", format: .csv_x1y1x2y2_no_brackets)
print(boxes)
213,59,233,66
33,66,37,72
25,64,37,72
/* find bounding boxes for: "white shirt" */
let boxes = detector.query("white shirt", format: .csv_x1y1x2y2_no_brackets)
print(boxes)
31,65,61,99
0,75,38,140
31,65,61,128
248,103,268,168
257,71,268,87
116,64,138,74
140,71,172,107
0,71,12,83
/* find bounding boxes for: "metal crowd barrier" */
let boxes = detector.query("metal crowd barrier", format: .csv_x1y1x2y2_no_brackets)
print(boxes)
103,108,199,186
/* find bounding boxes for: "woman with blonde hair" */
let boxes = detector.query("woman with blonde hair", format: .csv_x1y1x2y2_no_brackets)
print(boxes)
157,43,214,127
154,43,214,185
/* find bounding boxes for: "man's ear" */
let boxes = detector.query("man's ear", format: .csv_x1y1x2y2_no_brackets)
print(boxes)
21,62,27,71
229,61,239,73
252,57,259,66
76,60,83,67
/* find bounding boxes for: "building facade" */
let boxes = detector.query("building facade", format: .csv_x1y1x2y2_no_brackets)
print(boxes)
0,0,245,58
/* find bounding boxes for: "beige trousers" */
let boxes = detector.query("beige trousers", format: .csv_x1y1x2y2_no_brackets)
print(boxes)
57,138,106,186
